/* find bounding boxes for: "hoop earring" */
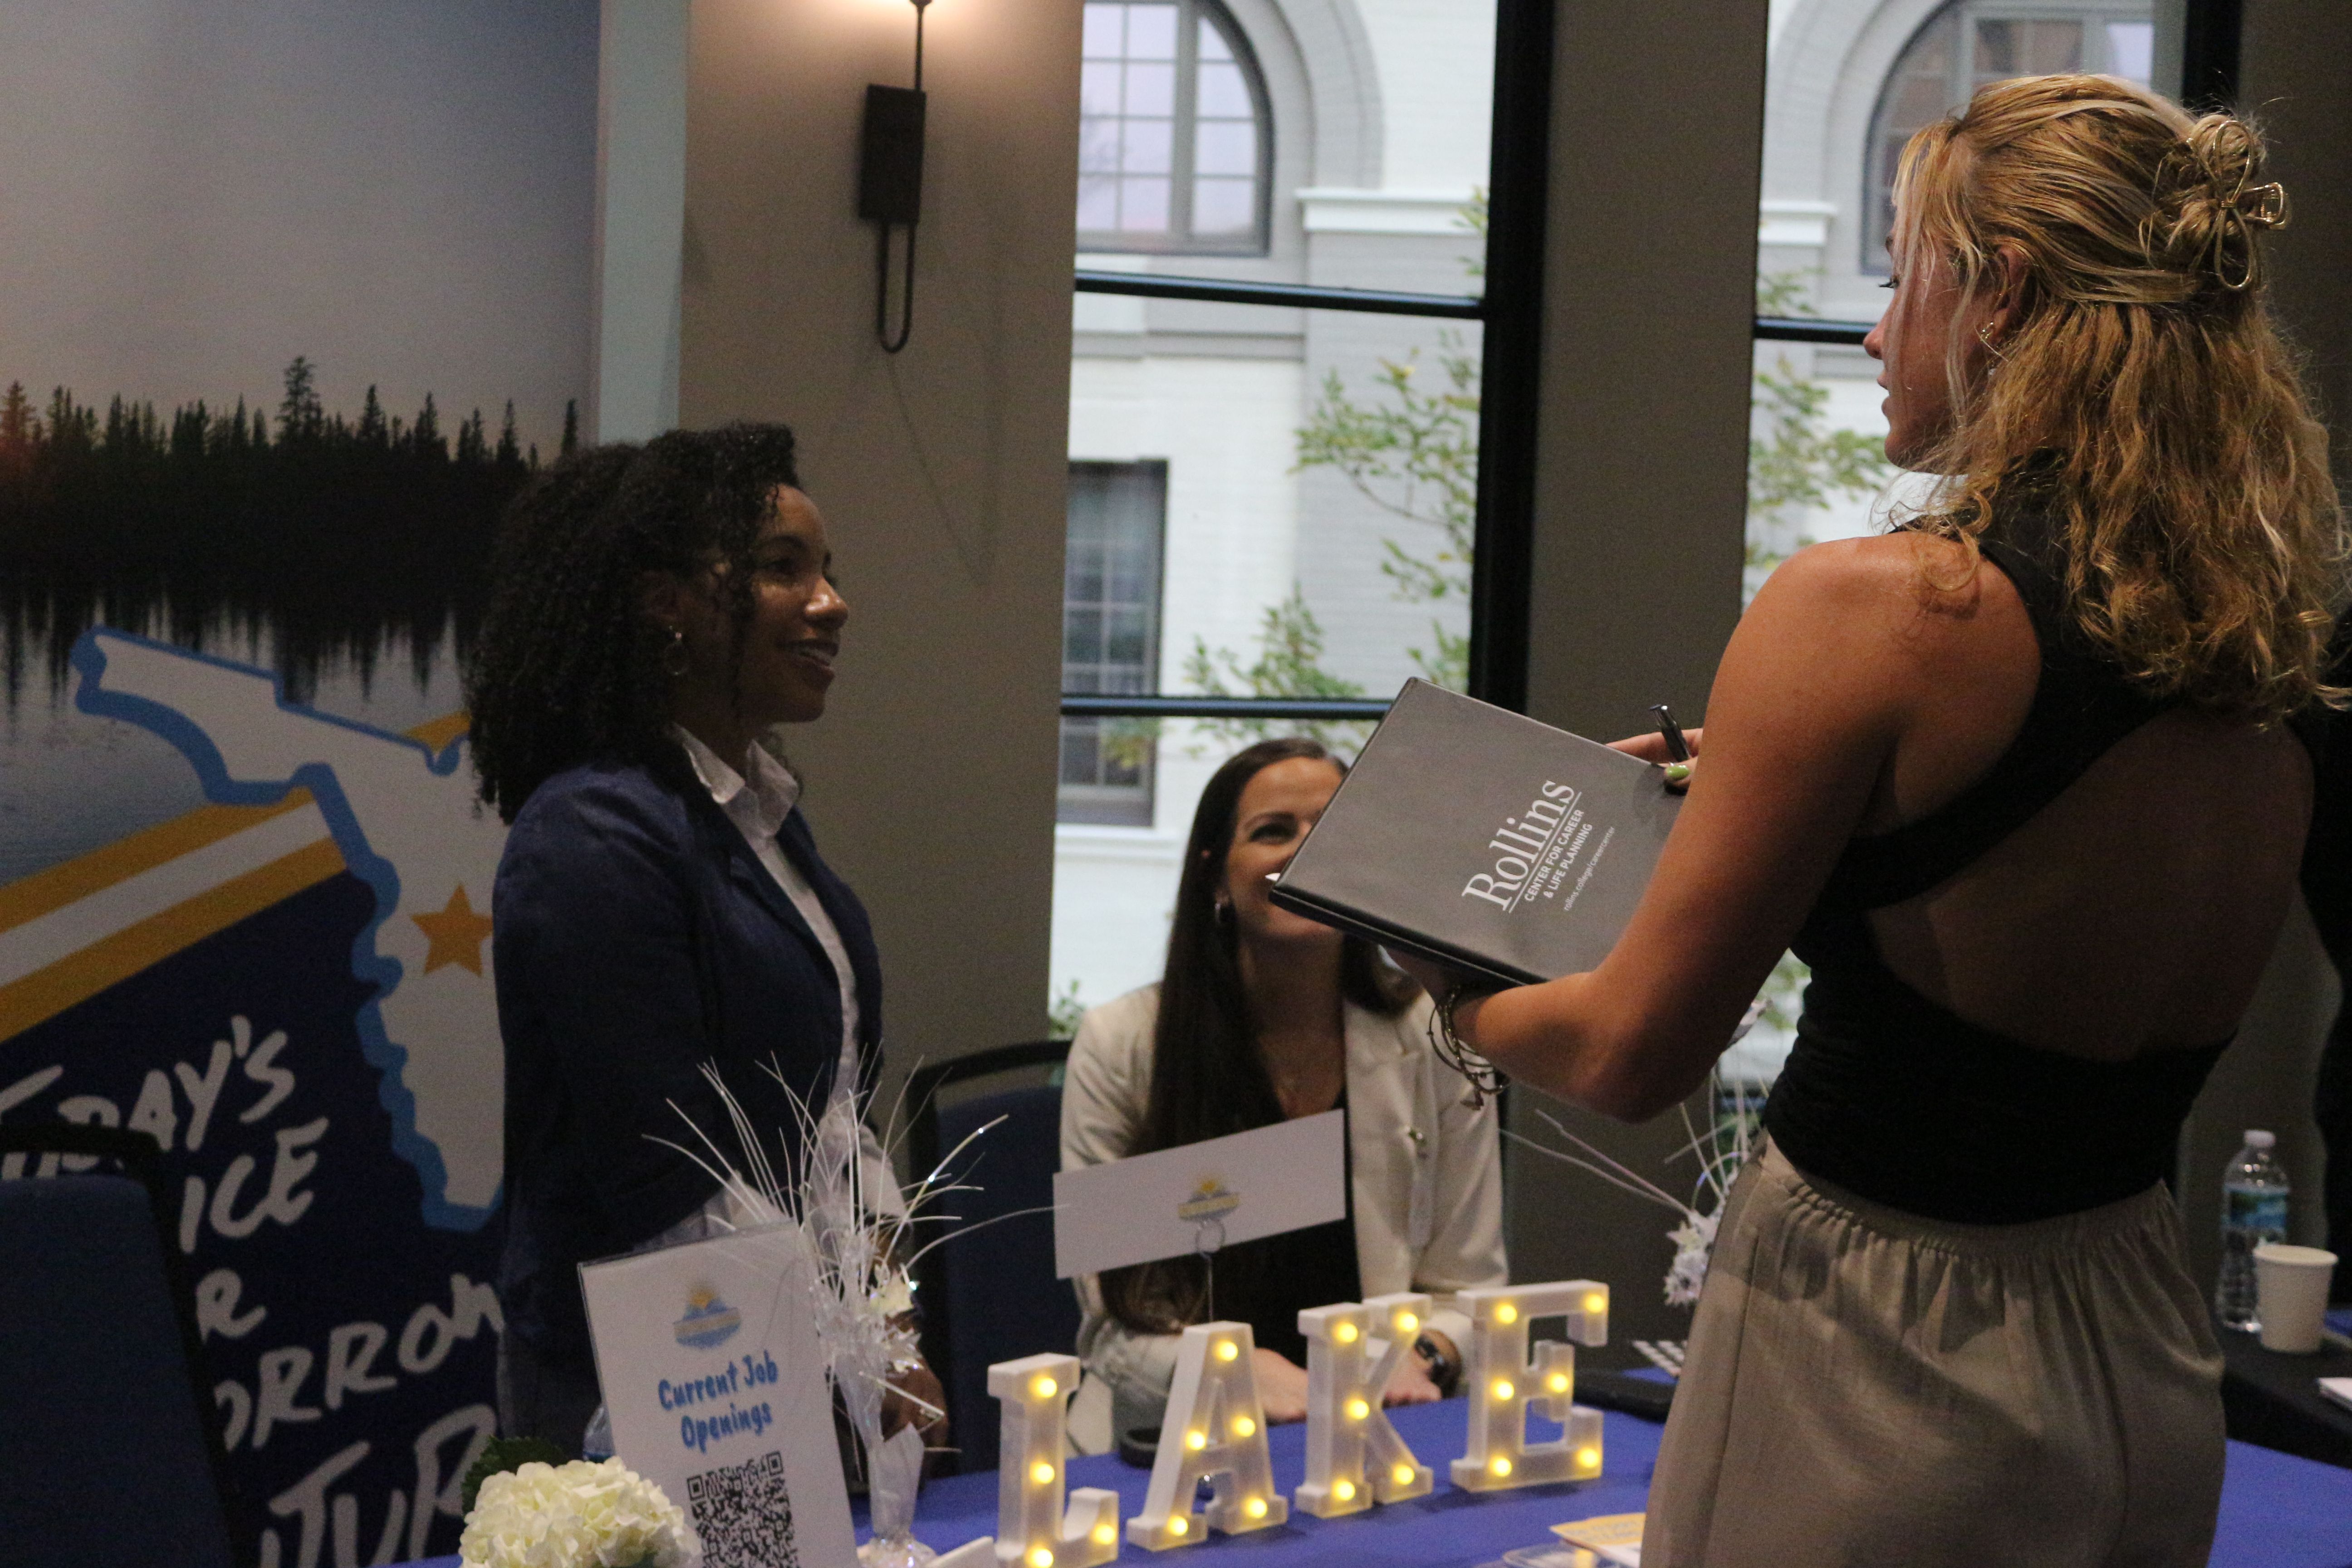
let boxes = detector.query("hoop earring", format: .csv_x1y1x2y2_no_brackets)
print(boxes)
1976,321,2005,358
661,626,690,677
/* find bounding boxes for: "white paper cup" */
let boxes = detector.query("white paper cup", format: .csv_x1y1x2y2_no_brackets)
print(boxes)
2254,1243,2338,1354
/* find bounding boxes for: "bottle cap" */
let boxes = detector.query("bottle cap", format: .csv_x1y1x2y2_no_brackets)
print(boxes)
2245,1130,2275,1150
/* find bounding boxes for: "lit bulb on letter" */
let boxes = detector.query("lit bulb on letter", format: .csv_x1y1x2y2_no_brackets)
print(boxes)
1547,1372,1570,1394
1395,1311,1419,1334
1393,1464,1416,1485
1344,1396,1370,1421
1029,1374,1058,1400
1167,1519,1188,1538
1244,1498,1268,1520
1494,1302,1518,1325
1334,1322,1358,1343
1577,1445,1602,1470
1583,1292,1606,1315
1030,1461,1055,1485
1092,1525,1117,1548
1185,1429,1207,1452
1333,1480,1356,1502
1029,1549,1054,1568
1490,1455,1514,1478
1215,1340,1238,1362
1230,1416,1256,1438
1491,1378,1515,1401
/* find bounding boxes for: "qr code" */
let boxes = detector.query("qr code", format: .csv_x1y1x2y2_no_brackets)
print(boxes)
687,1450,799,1568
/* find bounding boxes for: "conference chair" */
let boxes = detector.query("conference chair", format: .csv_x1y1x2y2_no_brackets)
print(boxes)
0,1123,242,1568
906,1039,1079,1473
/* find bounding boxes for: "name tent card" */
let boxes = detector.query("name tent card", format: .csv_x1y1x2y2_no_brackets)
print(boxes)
579,1225,857,1568
1053,1111,1346,1279
1295,1292,1435,1518
1451,1282,1610,1493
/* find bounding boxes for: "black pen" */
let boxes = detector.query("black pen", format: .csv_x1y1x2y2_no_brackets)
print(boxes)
1649,703,1690,764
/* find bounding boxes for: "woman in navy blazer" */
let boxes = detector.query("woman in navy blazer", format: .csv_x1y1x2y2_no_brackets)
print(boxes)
467,424,927,1451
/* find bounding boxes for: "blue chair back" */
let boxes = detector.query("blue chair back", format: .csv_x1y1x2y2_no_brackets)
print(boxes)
0,1149,238,1566
910,1043,1079,1473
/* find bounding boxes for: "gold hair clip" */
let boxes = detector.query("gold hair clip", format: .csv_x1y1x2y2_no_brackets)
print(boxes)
2239,181,2289,231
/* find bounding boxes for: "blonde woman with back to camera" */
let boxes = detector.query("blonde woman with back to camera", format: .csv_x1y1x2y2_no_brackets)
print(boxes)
1401,76,2344,1566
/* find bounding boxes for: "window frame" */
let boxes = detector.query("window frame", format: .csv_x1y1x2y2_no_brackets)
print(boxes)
1861,0,2159,274
1060,0,2239,727
1058,460,1169,827
1076,0,1277,258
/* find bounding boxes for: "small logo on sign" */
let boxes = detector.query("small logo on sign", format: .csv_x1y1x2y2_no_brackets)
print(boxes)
1178,1176,1240,1223
675,1287,742,1350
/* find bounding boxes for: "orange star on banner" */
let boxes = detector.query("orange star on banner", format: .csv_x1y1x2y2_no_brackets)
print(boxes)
412,885,495,976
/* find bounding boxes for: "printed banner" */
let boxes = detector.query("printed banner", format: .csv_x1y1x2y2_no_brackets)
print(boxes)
0,5,598,1560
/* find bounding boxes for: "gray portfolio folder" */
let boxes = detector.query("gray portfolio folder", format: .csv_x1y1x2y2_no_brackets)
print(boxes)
1269,680,1682,989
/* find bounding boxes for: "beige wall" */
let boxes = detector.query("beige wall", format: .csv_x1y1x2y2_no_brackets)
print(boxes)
1505,0,1769,1346
671,0,1082,1094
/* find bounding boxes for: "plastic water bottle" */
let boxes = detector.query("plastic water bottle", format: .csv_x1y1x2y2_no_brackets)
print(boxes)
2216,1129,2289,1331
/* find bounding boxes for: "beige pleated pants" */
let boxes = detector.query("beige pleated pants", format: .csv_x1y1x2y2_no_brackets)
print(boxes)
1644,1138,2225,1568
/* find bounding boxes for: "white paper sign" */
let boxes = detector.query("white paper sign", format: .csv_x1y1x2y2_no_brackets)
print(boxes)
1053,1109,1347,1279
580,1225,857,1568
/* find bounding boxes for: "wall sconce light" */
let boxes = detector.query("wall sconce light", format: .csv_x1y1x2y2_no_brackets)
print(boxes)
858,0,933,353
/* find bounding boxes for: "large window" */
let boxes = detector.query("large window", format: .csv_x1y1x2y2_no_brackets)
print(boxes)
1054,0,1528,1014
1866,1,2154,270
1077,0,1272,254
1059,462,1166,827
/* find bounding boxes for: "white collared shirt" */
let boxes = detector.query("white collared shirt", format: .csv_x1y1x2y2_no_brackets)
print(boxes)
669,727,902,1220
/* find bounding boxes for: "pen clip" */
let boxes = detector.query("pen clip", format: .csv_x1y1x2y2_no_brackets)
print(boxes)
1649,703,1691,764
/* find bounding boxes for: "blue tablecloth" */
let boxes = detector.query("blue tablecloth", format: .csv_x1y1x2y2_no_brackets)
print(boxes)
404,1394,2352,1567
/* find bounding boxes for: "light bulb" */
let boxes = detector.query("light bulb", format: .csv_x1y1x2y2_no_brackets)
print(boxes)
1029,1374,1058,1400
1583,1292,1606,1315
1215,1340,1238,1362
1344,1397,1370,1421
1333,1479,1356,1502
1394,1311,1419,1334
1029,1549,1054,1568
1576,1445,1602,1470
1244,1497,1268,1519
1392,1463,1416,1485
1489,1455,1513,1478
1334,1322,1359,1343
1491,1378,1514,1401
1185,1429,1207,1451
1030,1461,1055,1485
1167,1519,1188,1538
1494,1302,1518,1325
1092,1525,1117,1547
1547,1373,1570,1393
1230,1416,1256,1438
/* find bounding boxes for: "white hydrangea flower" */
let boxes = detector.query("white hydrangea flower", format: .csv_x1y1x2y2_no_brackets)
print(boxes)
460,1457,698,1568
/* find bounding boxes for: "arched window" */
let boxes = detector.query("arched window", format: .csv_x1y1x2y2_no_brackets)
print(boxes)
1077,0,1272,255
1864,0,2154,270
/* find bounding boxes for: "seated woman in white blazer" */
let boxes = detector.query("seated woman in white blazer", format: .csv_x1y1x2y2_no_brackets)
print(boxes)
1060,737,1506,1451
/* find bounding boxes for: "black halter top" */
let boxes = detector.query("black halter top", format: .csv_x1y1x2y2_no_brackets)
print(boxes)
1762,523,2314,1224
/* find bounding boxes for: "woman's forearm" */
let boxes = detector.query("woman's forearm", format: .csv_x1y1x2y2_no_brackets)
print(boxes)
1459,973,1697,1121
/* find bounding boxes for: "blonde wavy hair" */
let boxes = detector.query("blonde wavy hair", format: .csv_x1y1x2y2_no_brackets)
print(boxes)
1891,73,2345,721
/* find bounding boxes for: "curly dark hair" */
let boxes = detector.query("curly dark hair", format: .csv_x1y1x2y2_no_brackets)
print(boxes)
465,422,803,822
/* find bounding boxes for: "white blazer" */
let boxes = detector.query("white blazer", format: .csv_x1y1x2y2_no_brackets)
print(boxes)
1058,984,1507,1445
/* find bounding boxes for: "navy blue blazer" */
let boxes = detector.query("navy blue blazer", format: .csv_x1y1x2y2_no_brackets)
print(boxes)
491,755,883,1368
